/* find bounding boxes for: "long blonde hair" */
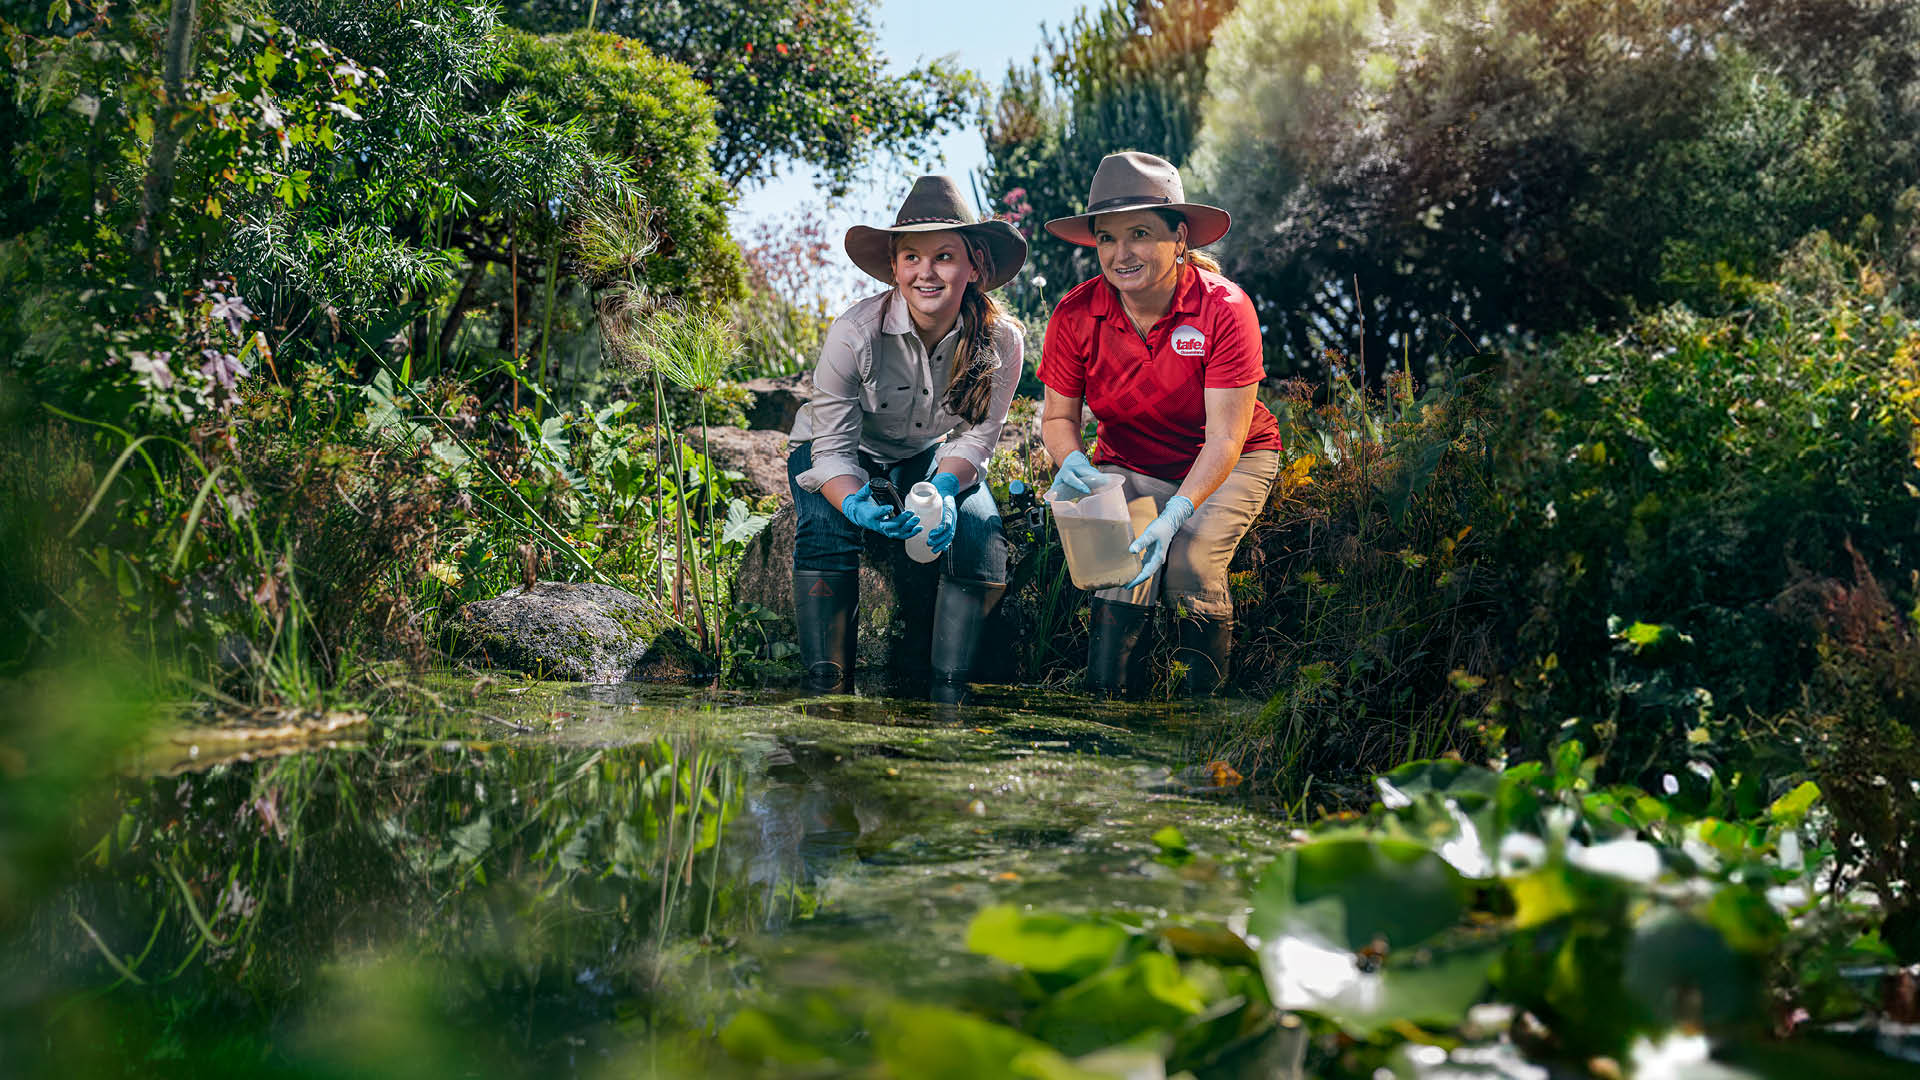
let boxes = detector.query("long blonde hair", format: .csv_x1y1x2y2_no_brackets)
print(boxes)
892,232,1018,424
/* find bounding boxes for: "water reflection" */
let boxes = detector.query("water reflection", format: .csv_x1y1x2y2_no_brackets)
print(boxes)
7,684,1279,1078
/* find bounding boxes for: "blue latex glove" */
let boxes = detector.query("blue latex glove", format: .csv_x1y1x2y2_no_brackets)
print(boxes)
841,481,922,539
1126,495,1194,589
1045,450,1104,499
924,471,962,555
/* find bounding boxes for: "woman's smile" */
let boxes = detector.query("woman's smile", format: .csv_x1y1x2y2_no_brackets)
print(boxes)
892,232,976,342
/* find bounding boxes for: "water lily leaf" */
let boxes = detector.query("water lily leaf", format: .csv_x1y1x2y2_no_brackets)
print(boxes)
720,994,865,1067
718,1007,838,1066
1026,952,1207,1055
1259,929,1497,1036
1251,839,1491,1034
871,1002,1114,1080
967,905,1131,979
1702,886,1785,954
1159,924,1259,967
1252,838,1472,953
1509,865,1589,928
1624,908,1758,1028
1375,759,1500,810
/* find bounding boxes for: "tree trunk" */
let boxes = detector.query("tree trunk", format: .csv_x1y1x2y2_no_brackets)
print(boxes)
130,0,200,259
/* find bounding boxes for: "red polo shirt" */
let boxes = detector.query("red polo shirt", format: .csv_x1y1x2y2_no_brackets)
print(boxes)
1039,266,1281,483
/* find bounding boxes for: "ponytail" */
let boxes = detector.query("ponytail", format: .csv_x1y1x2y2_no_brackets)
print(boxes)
1152,209,1221,273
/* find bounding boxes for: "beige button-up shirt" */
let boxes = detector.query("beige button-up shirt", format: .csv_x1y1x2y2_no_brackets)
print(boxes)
790,289,1024,493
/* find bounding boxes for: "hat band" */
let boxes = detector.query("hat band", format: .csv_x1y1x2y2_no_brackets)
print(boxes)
1085,194,1172,214
892,215,971,226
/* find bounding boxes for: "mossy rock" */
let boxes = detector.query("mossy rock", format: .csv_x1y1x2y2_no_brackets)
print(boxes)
453,581,665,683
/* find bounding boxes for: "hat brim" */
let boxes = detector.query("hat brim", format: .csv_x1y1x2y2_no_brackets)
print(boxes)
845,219,1029,292
1043,202,1231,249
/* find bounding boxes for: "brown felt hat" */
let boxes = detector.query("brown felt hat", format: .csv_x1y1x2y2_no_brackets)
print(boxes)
1044,151,1231,248
845,175,1028,291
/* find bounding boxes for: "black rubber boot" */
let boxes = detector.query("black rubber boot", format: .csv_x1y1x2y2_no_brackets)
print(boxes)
793,569,858,693
1086,597,1153,699
1175,614,1233,696
929,576,1007,705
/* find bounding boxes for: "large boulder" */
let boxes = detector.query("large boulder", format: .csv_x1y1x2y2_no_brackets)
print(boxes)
686,426,791,499
741,371,813,432
455,581,664,683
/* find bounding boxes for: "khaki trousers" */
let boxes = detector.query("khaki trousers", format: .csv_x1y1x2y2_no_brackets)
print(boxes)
1093,450,1280,618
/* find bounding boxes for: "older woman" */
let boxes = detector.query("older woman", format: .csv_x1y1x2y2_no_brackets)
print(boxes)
787,175,1028,702
1038,152,1282,696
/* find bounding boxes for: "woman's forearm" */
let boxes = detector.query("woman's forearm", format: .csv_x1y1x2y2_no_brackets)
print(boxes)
1040,388,1087,465
1175,384,1258,507
934,458,978,489
820,473,864,512
1174,438,1243,507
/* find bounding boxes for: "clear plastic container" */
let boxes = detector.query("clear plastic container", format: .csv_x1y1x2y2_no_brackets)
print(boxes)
1044,474,1148,589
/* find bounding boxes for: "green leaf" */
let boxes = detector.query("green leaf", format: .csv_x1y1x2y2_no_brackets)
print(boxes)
447,812,490,865
721,498,772,545
1607,616,1693,656
966,904,1129,978
871,1003,1112,1080
1252,837,1471,952
1767,780,1820,824
1025,951,1207,1055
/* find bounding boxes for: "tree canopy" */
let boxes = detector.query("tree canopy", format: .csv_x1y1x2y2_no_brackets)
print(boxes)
1190,0,1920,381
501,0,979,193
981,0,1235,316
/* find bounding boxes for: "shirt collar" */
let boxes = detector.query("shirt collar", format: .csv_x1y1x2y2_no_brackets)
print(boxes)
882,290,915,336
1090,263,1203,321
883,291,960,355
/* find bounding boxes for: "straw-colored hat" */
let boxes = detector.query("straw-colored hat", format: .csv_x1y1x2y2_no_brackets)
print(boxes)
845,175,1028,291
1044,151,1231,248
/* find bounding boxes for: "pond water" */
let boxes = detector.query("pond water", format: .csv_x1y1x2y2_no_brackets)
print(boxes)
9,678,1302,1078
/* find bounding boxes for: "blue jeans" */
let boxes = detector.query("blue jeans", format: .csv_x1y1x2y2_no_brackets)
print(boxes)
788,441,1007,582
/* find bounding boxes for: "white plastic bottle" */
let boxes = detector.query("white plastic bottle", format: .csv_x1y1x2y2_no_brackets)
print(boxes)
902,481,943,563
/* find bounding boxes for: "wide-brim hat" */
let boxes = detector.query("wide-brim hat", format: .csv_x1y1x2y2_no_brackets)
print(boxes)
845,175,1028,292
1044,151,1231,248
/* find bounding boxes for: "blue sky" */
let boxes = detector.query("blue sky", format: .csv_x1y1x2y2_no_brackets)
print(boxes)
728,0,1086,302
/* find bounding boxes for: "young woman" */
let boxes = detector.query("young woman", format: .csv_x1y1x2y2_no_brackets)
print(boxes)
787,175,1028,702
1037,151,1282,696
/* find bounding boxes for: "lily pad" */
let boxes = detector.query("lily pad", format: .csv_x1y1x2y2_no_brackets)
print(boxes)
968,904,1132,980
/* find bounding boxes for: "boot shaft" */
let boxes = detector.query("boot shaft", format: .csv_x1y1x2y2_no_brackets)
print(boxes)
1086,597,1153,699
793,570,858,693
930,575,1006,705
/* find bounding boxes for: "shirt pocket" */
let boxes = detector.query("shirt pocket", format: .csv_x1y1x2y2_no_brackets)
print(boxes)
860,378,914,441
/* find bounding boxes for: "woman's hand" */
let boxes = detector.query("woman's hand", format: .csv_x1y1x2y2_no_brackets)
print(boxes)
841,482,922,539
1126,495,1193,589
923,472,962,554
1046,450,1104,499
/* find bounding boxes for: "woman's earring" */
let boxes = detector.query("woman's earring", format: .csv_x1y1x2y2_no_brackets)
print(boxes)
1176,254,1186,264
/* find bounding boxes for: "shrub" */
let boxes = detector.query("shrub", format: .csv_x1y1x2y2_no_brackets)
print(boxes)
1484,235,1920,774
497,29,742,303
1214,365,1503,781
1190,0,1920,381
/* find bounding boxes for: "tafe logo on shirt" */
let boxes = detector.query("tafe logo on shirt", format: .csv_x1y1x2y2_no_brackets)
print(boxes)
1169,323,1207,358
